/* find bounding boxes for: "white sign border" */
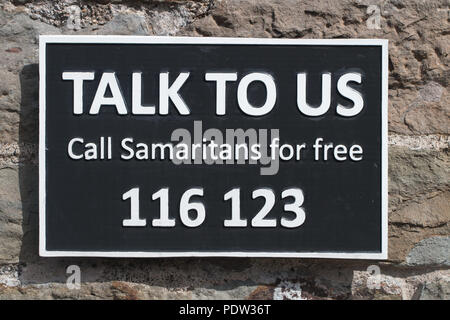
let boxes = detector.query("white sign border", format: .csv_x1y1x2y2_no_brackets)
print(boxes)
39,35,388,259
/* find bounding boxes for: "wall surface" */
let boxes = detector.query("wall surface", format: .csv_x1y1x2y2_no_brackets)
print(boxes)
0,0,448,300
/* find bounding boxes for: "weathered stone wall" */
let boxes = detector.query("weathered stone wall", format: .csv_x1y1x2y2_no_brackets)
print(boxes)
0,0,448,300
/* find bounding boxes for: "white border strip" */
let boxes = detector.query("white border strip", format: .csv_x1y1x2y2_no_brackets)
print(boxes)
39,36,47,259
39,36,388,259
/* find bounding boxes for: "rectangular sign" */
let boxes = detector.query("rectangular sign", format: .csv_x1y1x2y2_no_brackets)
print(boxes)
39,36,388,258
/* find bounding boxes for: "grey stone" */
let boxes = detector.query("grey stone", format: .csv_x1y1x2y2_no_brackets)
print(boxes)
192,284,259,300
0,69,20,105
0,11,60,44
0,163,38,265
419,277,450,300
389,147,449,202
406,237,450,266
419,82,444,103
98,13,150,35
0,166,22,264
148,6,192,36
0,63,39,144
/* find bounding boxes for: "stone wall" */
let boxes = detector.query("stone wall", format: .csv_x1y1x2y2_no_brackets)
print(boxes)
0,0,448,300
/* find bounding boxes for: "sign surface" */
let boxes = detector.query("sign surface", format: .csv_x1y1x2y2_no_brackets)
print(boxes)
39,36,388,258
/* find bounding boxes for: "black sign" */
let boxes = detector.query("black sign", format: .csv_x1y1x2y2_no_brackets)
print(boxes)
39,36,388,258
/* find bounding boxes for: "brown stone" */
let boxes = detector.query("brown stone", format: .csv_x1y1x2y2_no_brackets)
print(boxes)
5,47,22,53
390,192,450,228
246,285,275,300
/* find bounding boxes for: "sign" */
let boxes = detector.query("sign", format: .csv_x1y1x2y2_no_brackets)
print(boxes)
39,36,388,258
